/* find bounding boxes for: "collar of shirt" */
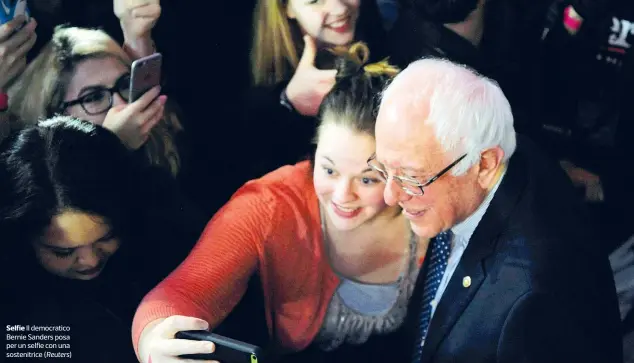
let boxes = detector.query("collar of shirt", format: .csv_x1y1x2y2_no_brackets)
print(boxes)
451,164,508,248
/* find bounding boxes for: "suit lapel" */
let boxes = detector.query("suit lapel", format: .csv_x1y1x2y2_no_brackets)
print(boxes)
420,141,529,363
420,244,488,363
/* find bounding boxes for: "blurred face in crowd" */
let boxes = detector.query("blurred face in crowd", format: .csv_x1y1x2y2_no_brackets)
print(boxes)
33,210,121,280
286,0,360,47
62,55,131,125
313,122,392,231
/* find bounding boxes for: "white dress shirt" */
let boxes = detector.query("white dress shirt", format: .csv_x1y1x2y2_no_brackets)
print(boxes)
428,167,507,319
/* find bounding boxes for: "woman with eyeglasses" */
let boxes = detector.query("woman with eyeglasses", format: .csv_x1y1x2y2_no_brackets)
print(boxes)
132,43,429,363
5,24,182,177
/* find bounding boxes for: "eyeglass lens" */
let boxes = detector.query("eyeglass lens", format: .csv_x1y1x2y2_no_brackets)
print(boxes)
81,74,131,115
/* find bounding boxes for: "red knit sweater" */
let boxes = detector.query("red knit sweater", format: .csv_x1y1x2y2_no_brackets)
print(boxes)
132,161,340,355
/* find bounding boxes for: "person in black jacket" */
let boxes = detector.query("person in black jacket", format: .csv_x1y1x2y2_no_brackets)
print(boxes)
387,0,551,135
0,117,205,363
374,57,622,363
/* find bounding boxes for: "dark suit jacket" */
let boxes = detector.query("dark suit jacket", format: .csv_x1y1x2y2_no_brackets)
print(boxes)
398,136,623,363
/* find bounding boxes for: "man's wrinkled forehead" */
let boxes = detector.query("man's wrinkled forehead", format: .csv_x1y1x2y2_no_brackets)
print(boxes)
376,82,432,142
378,69,438,128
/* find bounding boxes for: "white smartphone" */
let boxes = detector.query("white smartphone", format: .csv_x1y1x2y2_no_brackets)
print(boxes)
0,0,30,25
129,53,162,102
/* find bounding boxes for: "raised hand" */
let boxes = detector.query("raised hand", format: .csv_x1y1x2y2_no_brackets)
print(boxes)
114,0,160,58
285,35,338,117
0,15,36,92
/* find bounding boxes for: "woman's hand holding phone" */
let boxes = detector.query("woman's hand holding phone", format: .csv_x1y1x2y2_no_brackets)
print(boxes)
0,15,36,91
138,316,218,363
102,86,166,150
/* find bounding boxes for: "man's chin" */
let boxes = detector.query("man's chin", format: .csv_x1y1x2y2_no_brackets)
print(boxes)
409,221,439,240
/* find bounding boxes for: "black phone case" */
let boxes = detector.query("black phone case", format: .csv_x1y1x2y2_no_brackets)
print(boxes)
175,330,265,363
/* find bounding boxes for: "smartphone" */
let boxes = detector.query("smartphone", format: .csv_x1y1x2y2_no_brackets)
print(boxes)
129,52,162,102
0,0,30,25
175,330,265,363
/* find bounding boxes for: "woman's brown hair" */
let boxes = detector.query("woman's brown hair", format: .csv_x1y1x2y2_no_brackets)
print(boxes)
315,42,399,141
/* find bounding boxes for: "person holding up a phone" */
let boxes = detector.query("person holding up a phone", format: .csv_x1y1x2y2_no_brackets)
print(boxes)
0,14,36,140
6,25,181,177
133,44,421,363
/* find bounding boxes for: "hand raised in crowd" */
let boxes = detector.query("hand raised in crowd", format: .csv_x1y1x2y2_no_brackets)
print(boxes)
139,316,217,363
560,160,604,202
285,35,338,117
102,86,166,150
114,0,161,58
0,15,37,92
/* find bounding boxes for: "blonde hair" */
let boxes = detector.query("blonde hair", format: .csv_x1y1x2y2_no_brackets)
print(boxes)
7,26,183,177
250,0,301,86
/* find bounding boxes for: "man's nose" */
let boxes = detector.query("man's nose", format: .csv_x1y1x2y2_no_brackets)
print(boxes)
383,177,409,206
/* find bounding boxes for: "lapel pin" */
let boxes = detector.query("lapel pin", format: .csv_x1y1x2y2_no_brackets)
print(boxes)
462,276,472,288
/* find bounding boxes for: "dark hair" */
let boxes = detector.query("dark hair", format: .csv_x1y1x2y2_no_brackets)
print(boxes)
316,42,399,141
407,0,480,24
0,116,143,250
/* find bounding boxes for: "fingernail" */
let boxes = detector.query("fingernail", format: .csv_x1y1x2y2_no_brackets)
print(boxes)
158,95,167,104
199,320,210,330
207,343,215,353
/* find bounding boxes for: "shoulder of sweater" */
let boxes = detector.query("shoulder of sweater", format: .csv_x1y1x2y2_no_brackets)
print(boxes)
231,161,316,212
246,161,312,189
214,161,320,246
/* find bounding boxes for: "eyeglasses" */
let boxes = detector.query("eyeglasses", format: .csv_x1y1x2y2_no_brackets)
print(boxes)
367,153,468,196
59,73,131,115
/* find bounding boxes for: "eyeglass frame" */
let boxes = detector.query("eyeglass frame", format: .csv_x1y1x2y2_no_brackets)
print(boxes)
367,153,468,196
58,73,131,116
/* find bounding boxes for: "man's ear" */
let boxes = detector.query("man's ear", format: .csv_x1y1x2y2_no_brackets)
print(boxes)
477,146,504,189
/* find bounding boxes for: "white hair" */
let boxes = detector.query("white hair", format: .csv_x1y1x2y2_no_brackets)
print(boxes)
380,58,517,176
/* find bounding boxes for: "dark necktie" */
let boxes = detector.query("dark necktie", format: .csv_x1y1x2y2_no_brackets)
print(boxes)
412,230,452,363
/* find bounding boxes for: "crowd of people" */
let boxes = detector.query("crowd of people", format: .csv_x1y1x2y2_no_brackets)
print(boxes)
1,0,633,362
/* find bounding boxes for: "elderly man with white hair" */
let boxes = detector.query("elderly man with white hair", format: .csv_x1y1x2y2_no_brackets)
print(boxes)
370,58,622,363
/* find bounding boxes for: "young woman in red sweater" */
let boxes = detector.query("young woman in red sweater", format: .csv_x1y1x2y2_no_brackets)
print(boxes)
133,43,429,363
